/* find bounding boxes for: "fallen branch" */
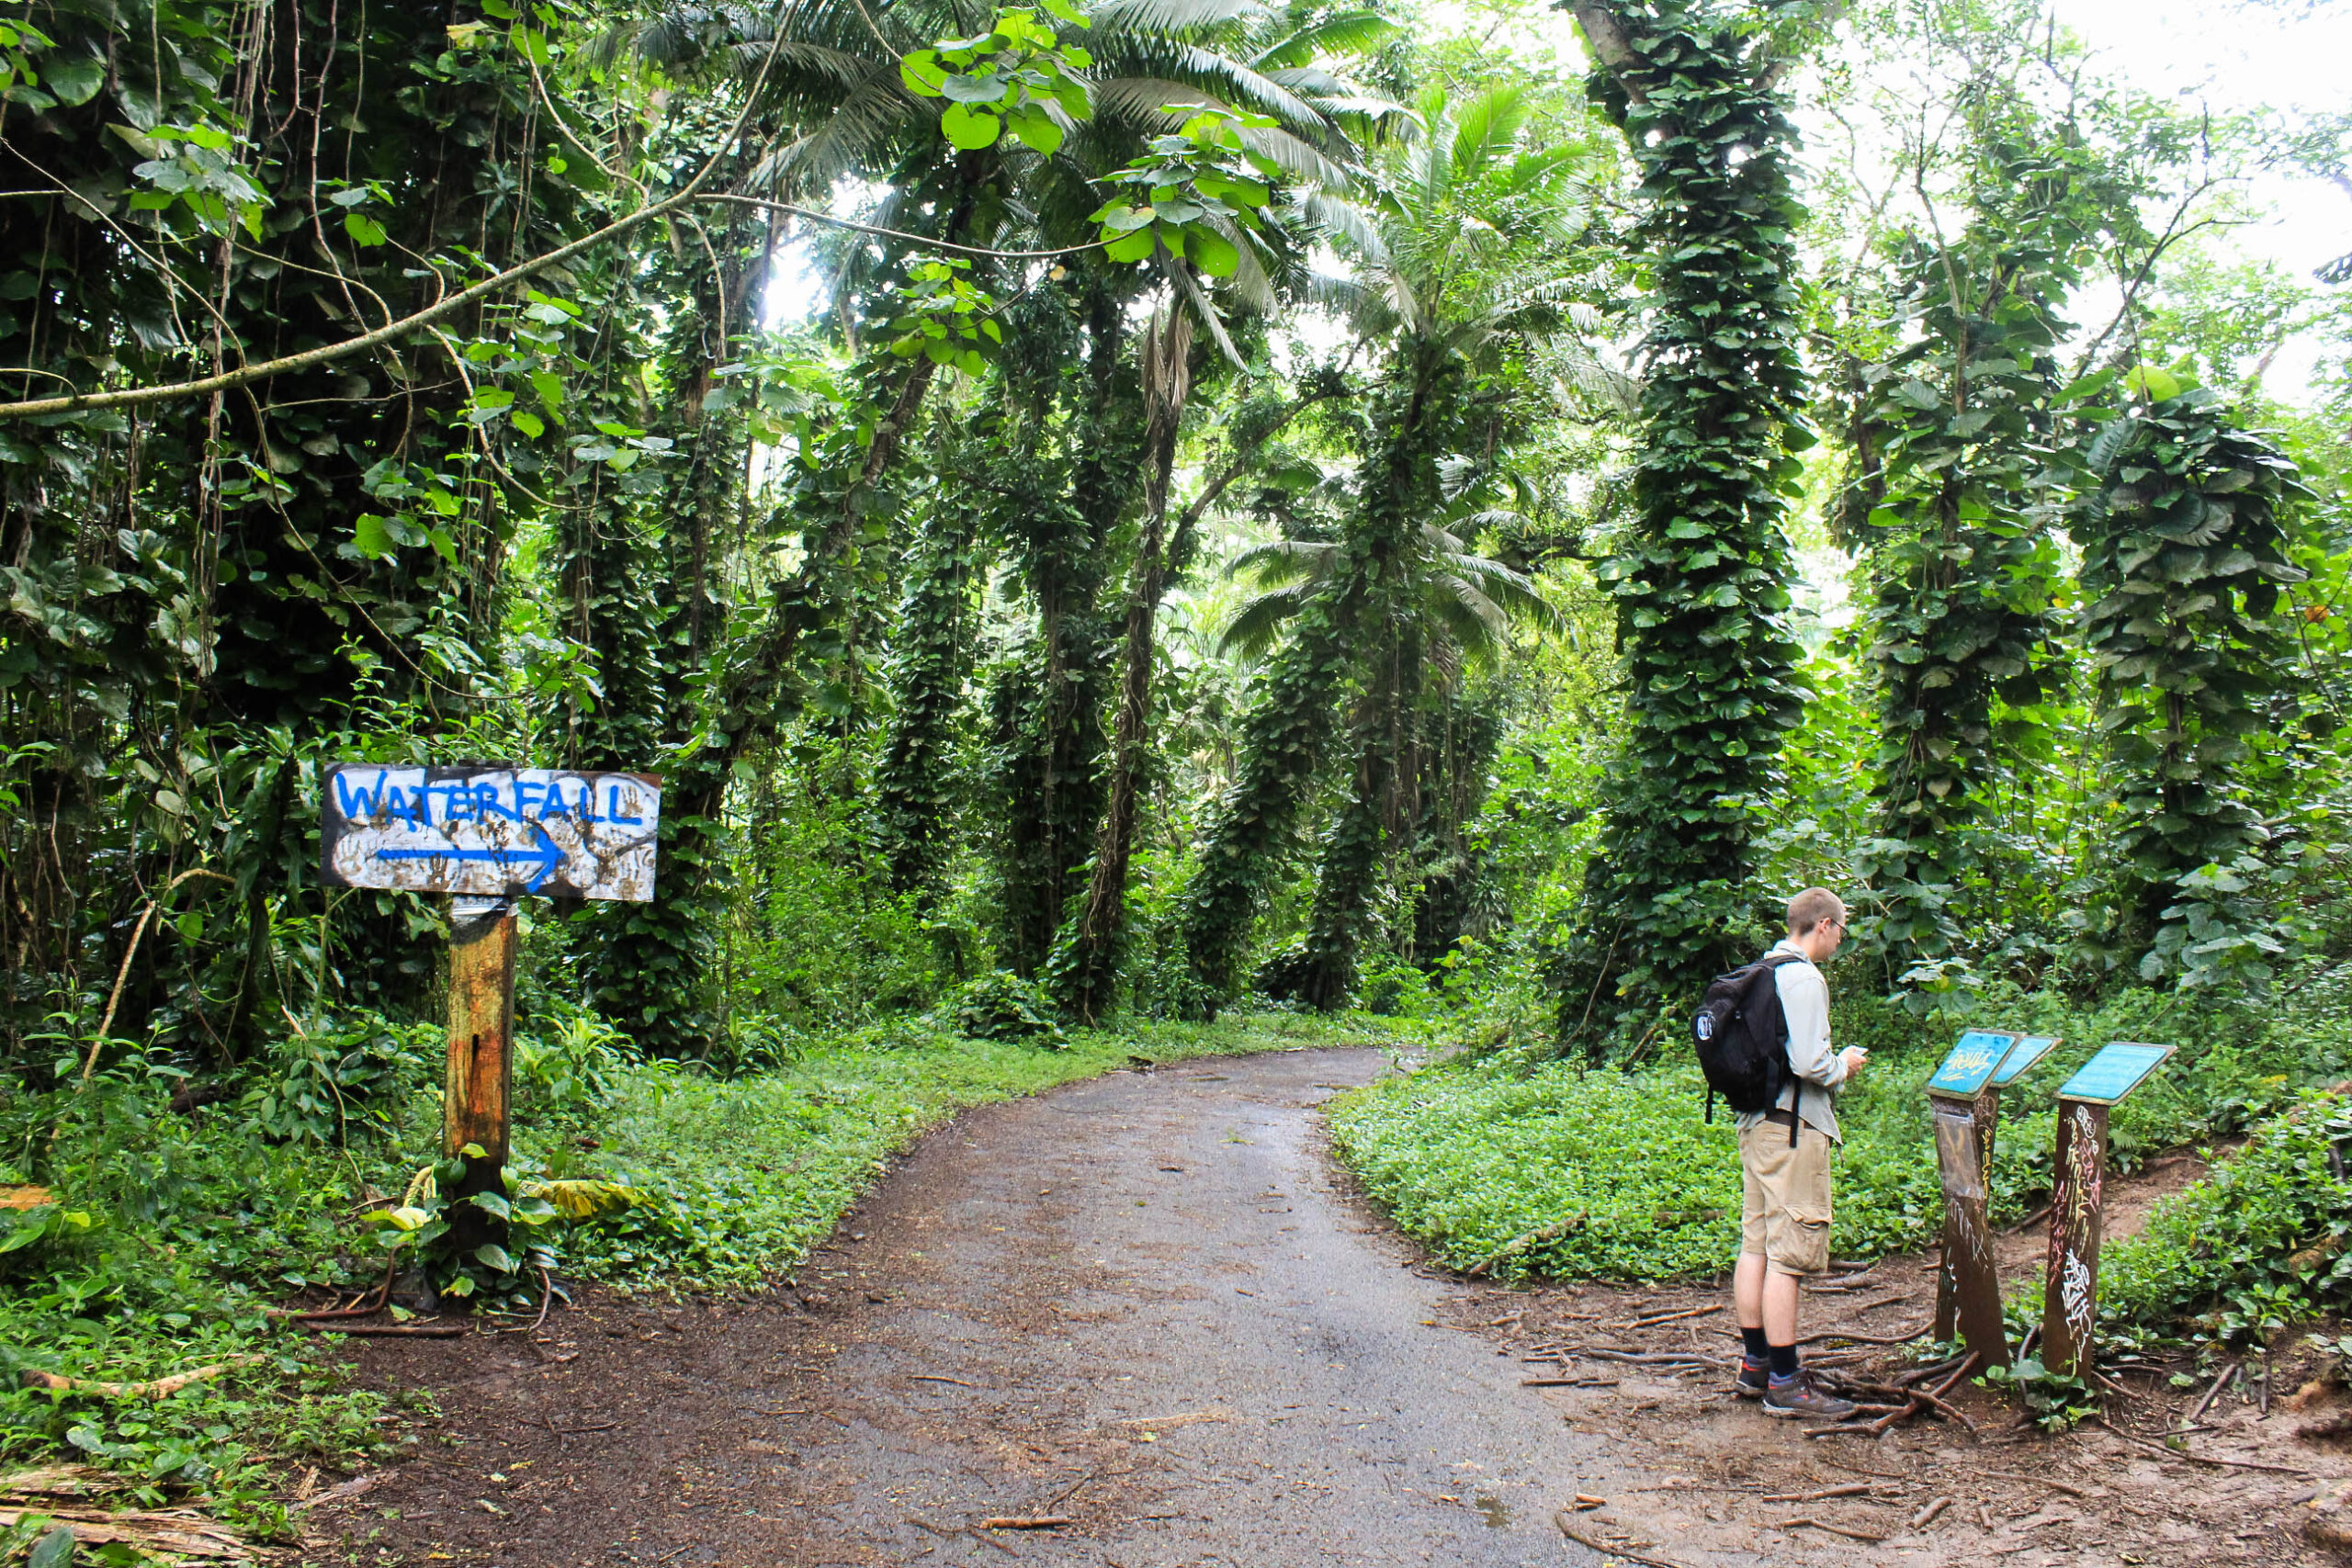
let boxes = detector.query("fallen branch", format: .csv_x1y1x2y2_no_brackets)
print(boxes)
980,1516,1071,1529
1555,1348,1717,1367
300,1322,466,1337
291,1472,390,1510
1465,1214,1584,1278
2093,1416,2311,1474
1555,1515,1698,1568
19,1357,259,1400
1977,1469,2089,1499
1780,1516,1886,1543
542,1416,619,1436
1622,1304,1721,1330
2188,1359,2240,1425
1911,1495,1953,1529
910,1375,979,1388
1761,1483,1871,1503
0,1506,246,1559
285,1258,401,1323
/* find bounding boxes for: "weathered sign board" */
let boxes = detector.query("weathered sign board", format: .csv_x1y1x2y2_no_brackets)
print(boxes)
1925,1027,2023,1371
1992,1033,2062,1087
2041,1041,2175,1377
320,764,661,901
317,762,662,1264
1926,1030,2017,1100
2054,1041,2173,1105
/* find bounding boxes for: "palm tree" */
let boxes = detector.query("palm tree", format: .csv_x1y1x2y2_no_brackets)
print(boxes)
1177,81,1614,1010
1221,484,1558,1008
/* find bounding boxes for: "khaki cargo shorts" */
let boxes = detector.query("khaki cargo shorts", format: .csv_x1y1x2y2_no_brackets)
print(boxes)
1738,1120,1834,1278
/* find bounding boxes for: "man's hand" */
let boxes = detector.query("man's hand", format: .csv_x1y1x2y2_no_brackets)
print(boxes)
1839,1045,1869,1077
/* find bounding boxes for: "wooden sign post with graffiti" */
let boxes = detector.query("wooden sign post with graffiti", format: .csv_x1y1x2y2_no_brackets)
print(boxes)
1923,1031,2018,1372
2041,1042,2174,1379
1927,1032,2064,1341
320,764,661,1249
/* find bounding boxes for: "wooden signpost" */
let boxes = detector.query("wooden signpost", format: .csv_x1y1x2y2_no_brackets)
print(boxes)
2041,1042,2173,1378
320,764,661,1250
1928,1032,2064,1353
1925,1030,2017,1370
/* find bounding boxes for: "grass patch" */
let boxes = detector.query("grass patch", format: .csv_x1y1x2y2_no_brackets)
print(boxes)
0,1009,1347,1515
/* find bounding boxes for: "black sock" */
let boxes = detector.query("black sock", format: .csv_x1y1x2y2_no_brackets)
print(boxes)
1769,1343,1800,1381
1741,1326,1769,1361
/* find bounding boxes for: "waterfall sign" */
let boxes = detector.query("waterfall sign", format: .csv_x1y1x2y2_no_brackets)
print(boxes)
320,763,661,901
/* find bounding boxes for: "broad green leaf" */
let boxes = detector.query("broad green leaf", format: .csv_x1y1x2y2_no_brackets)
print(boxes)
1103,226,1154,263
351,513,395,559
940,70,1009,104
899,50,947,96
1188,226,1238,276
941,102,1001,150
44,54,101,107
1011,107,1063,154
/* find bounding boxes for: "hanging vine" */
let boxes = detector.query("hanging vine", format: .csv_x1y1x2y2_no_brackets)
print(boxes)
1550,0,1816,1052
2064,378,2308,989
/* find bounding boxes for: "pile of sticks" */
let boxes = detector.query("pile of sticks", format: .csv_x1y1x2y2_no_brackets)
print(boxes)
1806,1352,1980,1438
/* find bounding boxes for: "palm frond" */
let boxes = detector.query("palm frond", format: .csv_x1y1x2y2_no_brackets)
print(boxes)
1250,10,1397,67
1088,0,1268,39
1226,536,1336,581
1215,582,1320,659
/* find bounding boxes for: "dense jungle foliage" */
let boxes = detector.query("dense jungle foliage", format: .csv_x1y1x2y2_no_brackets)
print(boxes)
0,0,2348,1524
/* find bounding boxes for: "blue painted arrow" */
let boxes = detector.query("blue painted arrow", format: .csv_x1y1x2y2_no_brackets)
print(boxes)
375,819,566,892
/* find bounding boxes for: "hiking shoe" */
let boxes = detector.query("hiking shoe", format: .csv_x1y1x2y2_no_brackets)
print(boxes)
1733,1359,1770,1400
1761,1372,1857,1420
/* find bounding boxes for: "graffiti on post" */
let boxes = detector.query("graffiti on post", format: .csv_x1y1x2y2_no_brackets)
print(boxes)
320,764,661,901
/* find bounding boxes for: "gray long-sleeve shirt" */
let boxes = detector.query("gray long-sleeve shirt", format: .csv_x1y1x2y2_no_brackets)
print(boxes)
1731,938,1848,1143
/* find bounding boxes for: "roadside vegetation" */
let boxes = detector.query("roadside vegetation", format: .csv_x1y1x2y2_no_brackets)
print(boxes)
2,1007,1340,1531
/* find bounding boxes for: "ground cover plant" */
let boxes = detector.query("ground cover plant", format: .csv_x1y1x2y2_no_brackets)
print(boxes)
1331,976,2352,1310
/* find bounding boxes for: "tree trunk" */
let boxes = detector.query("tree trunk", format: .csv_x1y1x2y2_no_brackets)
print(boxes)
1057,305,1192,1021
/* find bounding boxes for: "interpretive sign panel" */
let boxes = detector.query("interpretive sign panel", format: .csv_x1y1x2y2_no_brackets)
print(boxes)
2054,1041,2173,1106
1926,1030,2017,1100
320,764,661,901
1993,1034,2061,1087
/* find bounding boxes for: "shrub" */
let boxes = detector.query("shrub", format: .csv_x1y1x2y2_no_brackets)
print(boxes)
951,970,1067,1046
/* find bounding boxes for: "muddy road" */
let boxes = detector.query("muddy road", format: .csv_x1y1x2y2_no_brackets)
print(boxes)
311,1046,2335,1568
318,1047,1632,1565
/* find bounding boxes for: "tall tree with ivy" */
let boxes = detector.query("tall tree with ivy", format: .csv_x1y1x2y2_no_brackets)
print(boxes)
1178,84,1590,1010
1550,0,1823,1053
2065,378,2307,988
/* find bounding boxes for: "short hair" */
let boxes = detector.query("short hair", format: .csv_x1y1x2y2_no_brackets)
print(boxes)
1787,887,1846,937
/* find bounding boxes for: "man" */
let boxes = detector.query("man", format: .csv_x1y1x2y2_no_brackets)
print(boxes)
1733,886,1869,1418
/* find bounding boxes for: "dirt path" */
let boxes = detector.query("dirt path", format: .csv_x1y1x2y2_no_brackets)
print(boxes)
308,1047,2344,1567
316,1047,1634,1565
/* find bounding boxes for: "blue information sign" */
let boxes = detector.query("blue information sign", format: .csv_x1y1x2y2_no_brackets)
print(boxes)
2055,1042,2174,1106
1926,1031,2018,1100
1992,1034,2062,1087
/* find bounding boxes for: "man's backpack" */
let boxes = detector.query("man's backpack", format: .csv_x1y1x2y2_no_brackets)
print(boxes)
1693,953,1805,1144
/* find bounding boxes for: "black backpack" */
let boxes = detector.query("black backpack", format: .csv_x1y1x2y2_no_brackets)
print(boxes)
1693,952,1804,1143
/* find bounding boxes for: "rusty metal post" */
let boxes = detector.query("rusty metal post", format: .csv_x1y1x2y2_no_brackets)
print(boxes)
1933,1088,2001,1339
1930,1096,2009,1371
2041,1098,2109,1379
444,896,516,1255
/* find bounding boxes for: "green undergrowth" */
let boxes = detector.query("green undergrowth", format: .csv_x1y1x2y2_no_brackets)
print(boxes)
0,1010,1348,1524
1329,975,2352,1298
